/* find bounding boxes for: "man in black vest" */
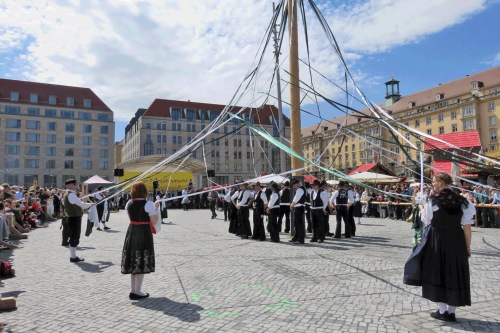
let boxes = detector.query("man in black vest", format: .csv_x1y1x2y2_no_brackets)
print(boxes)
227,186,239,234
233,183,252,239
266,183,281,242
310,179,329,243
290,179,306,244
304,181,313,233
330,181,353,239
279,181,291,232
251,182,268,241
321,181,333,236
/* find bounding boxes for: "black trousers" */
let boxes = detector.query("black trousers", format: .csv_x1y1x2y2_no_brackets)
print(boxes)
237,207,252,237
348,205,356,236
279,205,291,232
62,221,70,245
228,205,238,234
269,209,280,242
210,201,216,217
335,205,350,238
67,216,83,247
292,206,305,243
324,212,330,234
183,203,189,211
311,209,325,241
477,207,493,227
305,205,312,233
223,202,229,220
251,209,266,240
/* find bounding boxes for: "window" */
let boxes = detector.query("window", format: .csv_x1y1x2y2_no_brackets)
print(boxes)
452,124,458,133
426,117,431,125
464,119,474,130
28,108,40,116
451,111,457,120
427,129,432,135
157,122,161,130
439,126,444,134
61,110,75,119
345,154,349,162
30,94,38,103
177,124,181,131
162,122,166,130
472,82,477,89
5,106,20,114
26,146,40,155
172,123,176,131
162,149,166,155
201,125,205,131
67,97,74,106
84,99,92,108
440,101,448,107
46,147,56,156
99,161,108,170
66,123,75,132
10,92,19,101
49,95,57,105
100,138,108,146
173,136,177,144
45,109,57,117
78,112,92,120
415,119,420,127
157,135,161,143
47,122,57,131
490,130,497,142
177,136,181,144
490,116,496,127
64,161,74,169
438,114,444,122
186,109,196,122
146,122,151,129
97,113,108,121
5,158,19,168
65,135,74,144
416,142,421,151
162,135,166,143
82,161,92,169
47,134,56,143
6,145,20,155
187,124,191,132
345,145,348,152
83,136,92,145
83,124,92,133
489,102,496,112
463,105,474,116
83,149,91,157
25,159,39,168
187,137,191,143
26,133,40,142
65,148,74,156
7,119,21,128
171,108,182,121
157,148,161,155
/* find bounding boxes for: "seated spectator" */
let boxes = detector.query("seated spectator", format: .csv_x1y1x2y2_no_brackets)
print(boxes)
0,203,18,249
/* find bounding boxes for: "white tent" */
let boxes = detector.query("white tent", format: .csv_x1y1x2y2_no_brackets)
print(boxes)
326,179,339,185
246,173,290,184
347,172,400,183
83,175,114,185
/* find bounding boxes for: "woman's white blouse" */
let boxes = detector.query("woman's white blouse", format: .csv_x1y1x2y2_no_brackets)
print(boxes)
421,199,476,226
125,199,157,216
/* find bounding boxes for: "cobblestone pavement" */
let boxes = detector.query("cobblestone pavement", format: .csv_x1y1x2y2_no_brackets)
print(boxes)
1,209,499,333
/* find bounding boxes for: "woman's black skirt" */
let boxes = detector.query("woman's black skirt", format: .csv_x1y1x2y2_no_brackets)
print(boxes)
121,224,155,275
353,201,362,217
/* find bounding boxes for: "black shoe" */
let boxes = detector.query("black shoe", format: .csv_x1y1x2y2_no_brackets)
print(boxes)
134,293,150,300
129,293,137,300
61,242,69,246
351,234,355,237
241,235,248,239
70,257,85,262
448,313,456,322
318,240,324,243
309,239,318,243
326,233,334,237
104,226,111,230
284,230,290,233
96,227,102,231
430,310,451,322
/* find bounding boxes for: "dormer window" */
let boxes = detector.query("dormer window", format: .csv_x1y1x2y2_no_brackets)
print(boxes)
322,126,328,132
311,131,315,135
357,118,361,123
10,92,19,101
67,97,74,106
408,102,415,108
30,94,38,103
49,95,57,105
471,81,483,90
171,107,182,121
84,99,91,108
436,94,443,101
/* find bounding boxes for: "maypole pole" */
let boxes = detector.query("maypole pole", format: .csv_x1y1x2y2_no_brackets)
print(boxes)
288,0,302,176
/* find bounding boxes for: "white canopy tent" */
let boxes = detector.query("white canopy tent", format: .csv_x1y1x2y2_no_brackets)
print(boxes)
246,173,290,184
347,172,401,184
326,180,339,185
82,175,115,194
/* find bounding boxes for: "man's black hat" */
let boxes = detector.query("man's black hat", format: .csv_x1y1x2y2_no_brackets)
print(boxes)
320,180,328,187
271,183,280,192
65,179,77,185
339,180,347,187
304,181,310,188
312,179,321,186
255,181,262,187
283,181,290,187
97,185,104,191
291,179,301,185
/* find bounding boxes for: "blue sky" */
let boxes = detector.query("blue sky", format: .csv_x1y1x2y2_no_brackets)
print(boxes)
0,0,498,142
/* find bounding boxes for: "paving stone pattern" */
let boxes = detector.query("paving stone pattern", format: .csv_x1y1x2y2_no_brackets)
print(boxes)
1,209,499,332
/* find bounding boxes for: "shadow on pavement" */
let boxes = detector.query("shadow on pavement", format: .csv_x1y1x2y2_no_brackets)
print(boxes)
1,290,25,298
75,261,114,273
133,297,204,322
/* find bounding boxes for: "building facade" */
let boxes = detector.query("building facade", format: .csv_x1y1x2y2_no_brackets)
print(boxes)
302,66,500,178
121,99,291,185
0,78,115,188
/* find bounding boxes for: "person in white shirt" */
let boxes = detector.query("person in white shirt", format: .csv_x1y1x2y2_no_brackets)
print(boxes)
289,179,307,244
251,182,268,241
304,181,313,233
228,186,239,234
266,183,281,242
330,181,354,239
310,180,329,243
232,183,253,239
64,179,94,262
279,181,291,233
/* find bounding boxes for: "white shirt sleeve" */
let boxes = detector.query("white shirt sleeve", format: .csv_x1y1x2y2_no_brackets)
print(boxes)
330,191,338,205
231,191,239,201
292,188,304,203
348,190,354,204
321,191,329,210
239,191,251,205
268,193,278,207
461,202,476,226
279,190,283,196
68,192,93,209
224,193,231,202
145,201,158,216
260,191,268,205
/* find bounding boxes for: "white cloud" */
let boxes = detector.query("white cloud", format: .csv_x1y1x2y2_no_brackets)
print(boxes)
483,52,500,67
0,0,491,127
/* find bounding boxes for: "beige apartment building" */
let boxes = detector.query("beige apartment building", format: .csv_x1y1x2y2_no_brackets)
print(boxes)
120,99,291,185
301,66,500,178
0,78,115,188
